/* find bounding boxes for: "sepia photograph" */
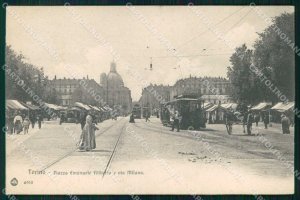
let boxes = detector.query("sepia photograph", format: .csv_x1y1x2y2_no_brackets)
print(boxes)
4,4,296,195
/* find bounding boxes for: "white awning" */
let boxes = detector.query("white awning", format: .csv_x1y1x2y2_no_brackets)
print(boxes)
6,100,28,110
206,105,218,112
221,103,238,110
203,102,213,110
251,102,272,111
271,102,294,112
90,105,101,111
44,103,61,110
74,102,91,110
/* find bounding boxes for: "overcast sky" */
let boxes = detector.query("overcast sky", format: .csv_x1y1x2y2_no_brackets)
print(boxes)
7,6,294,101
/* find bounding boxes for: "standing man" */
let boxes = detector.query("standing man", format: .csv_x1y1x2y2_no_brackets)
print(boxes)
145,111,150,122
29,112,36,129
263,113,269,129
254,113,260,127
37,114,42,129
246,111,254,135
171,110,180,132
242,112,248,133
281,114,290,134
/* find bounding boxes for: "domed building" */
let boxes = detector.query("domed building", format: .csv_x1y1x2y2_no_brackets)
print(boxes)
100,61,132,115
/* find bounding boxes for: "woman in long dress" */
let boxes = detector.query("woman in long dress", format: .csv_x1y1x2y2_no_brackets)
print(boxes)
78,115,98,151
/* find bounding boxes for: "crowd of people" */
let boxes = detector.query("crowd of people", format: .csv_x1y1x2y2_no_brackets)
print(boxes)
5,111,43,134
224,110,292,135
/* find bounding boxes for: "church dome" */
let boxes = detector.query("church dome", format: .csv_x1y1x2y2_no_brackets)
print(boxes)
107,62,124,88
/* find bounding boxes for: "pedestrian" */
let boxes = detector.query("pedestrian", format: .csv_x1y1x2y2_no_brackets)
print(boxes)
77,115,98,151
145,112,150,122
23,117,30,134
129,113,135,123
60,112,65,125
171,110,180,132
263,113,269,129
13,111,23,134
281,114,290,134
30,113,36,129
6,111,14,134
246,111,254,135
37,114,42,129
242,112,247,133
254,113,260,127
80,111,87,130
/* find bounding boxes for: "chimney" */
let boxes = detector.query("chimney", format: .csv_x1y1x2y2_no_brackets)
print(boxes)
54,75,57,80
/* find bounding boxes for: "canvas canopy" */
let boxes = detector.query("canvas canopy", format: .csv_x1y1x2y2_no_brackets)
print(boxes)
271,102,294,112
22,103,40,110
251,102,272,111
89,105,101,112
205,105,219,112
221,103,238,110
74,102,91,110
203,102,213,110
6,100,28,110
44,103,61,110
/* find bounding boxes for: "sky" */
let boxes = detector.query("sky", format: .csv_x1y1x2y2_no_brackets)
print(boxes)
6,6,294,101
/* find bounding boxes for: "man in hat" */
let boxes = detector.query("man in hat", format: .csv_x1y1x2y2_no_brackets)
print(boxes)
246,111,254,135
281,114,290,134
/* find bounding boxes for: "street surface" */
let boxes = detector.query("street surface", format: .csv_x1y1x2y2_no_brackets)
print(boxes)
6,117,294,194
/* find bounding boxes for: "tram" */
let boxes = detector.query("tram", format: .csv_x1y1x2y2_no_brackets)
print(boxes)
132,104,142,119
160,95,206,130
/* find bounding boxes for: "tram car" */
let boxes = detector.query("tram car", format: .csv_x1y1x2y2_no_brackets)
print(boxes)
132,104,142,119
160,96,206,130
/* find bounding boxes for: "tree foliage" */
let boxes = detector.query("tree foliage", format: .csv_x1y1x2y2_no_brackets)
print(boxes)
227,12,295,104
5,45,57,104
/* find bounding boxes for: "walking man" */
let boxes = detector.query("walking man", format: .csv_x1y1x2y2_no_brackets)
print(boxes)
171,110,180,132
246,111,254,135
281,114,290,134
145,112,150,122
254,113,260,127
37,114,42,129
263,113,269,129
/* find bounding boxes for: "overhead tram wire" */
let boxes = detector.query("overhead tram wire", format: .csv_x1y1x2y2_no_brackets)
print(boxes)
177,6,246,49
203,8,253,51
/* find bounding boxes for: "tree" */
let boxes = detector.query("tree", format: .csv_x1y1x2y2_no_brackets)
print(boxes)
227,12,295,104
253,12,294,102
5,45,48,103
227,44,258,104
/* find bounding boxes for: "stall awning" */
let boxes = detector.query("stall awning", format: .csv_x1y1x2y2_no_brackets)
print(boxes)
271,102,294,112
206,105,218,112
44,103,61,110
22,103,40,110
6,100,28,110
69,107,82,111
221,103,238,110
89,105,101,112
74,102,91,110
251,102,272,111
203,102,213,110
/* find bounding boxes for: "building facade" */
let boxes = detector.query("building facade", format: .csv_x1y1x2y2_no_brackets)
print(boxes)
50,77,104,106
138,76,232,112
139,84,171,114
100,62,132,114
170,76,232,102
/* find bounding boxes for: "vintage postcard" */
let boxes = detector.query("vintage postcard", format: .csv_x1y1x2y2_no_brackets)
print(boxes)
5,5,295,195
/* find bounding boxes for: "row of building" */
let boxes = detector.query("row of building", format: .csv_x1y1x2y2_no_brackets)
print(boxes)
139,76,233,113
50,62,132,114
